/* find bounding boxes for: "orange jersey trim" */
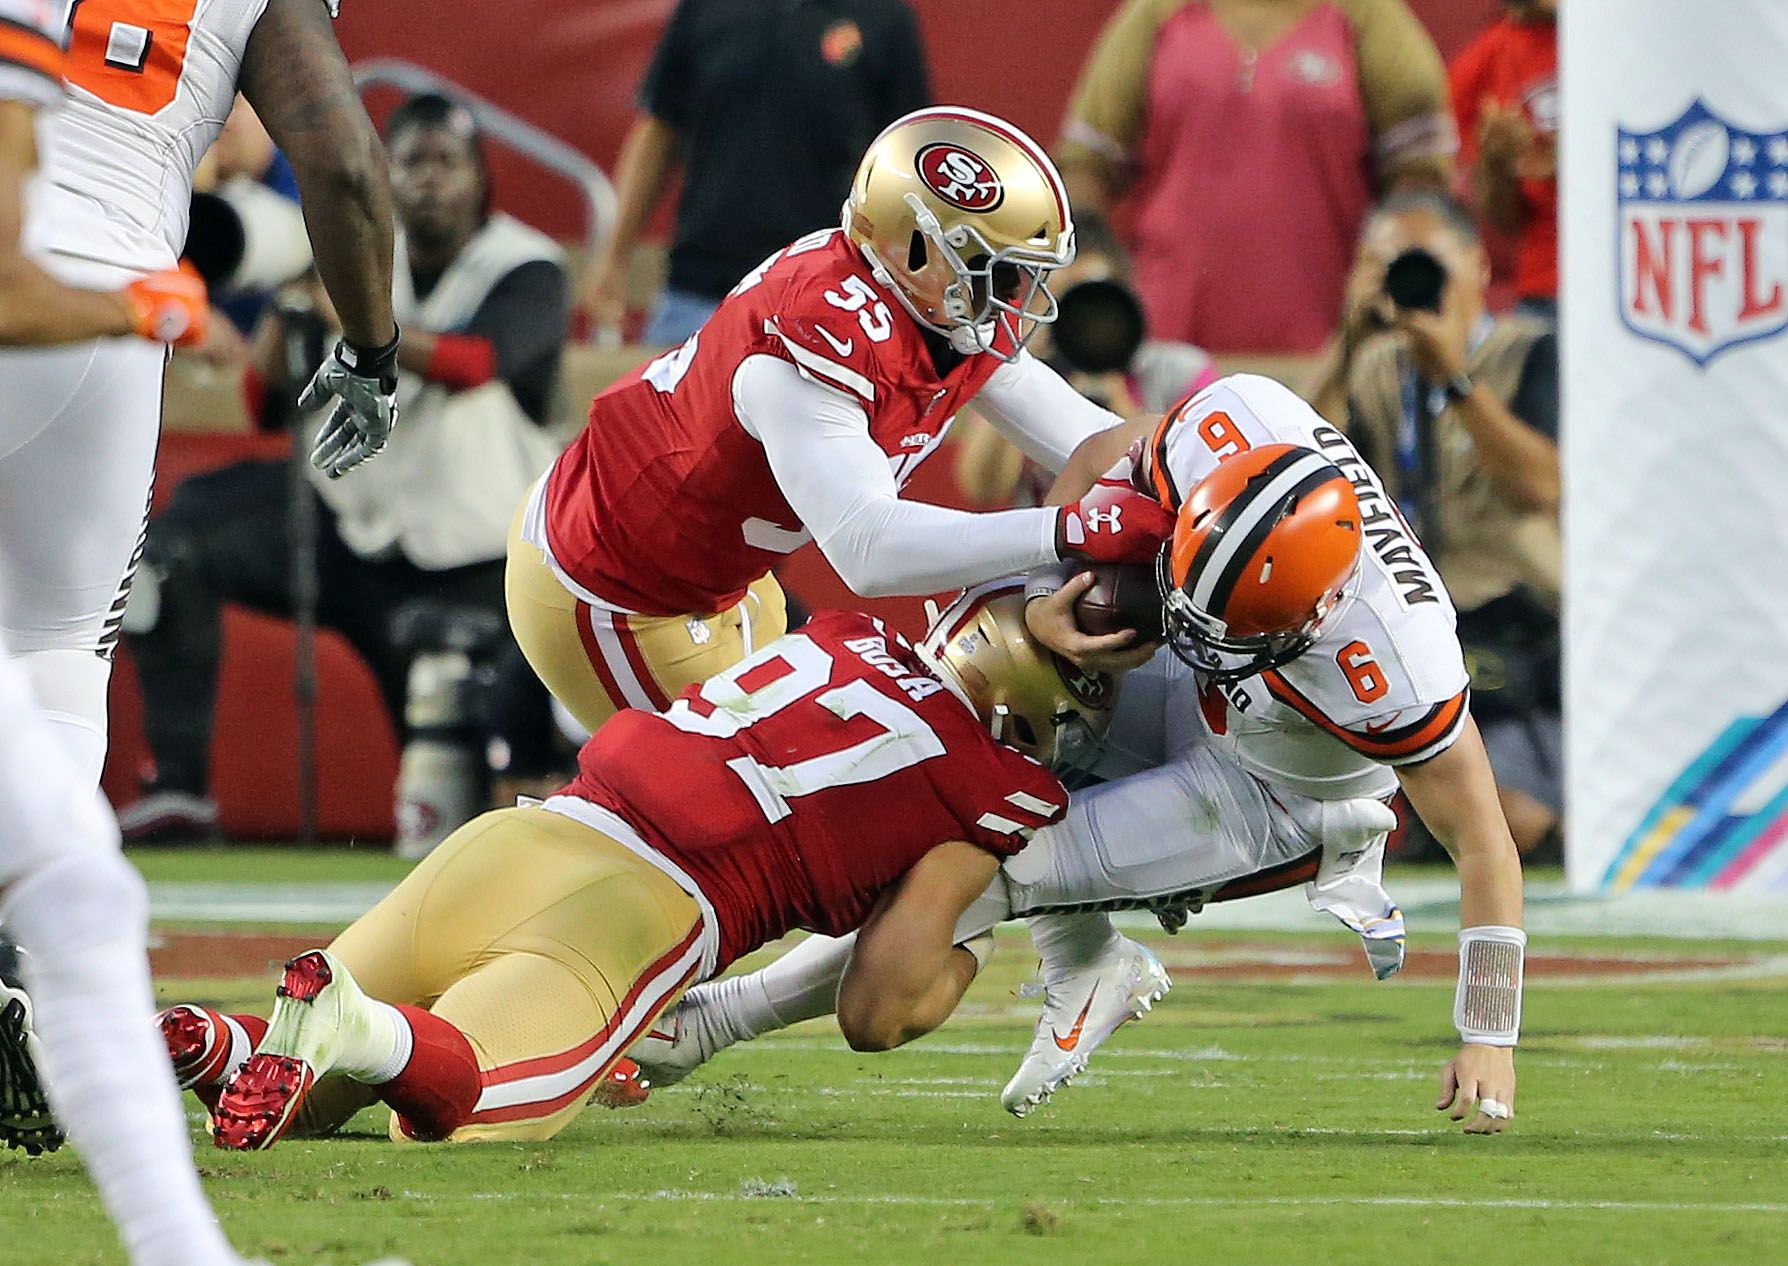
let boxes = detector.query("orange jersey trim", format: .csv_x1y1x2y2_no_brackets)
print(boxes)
0,18,63,86
1263,671,1469,762
1148,407,1183,509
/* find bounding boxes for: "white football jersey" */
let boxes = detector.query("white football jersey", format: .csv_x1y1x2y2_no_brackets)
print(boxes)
1138,374,1470,800
24,0,269,284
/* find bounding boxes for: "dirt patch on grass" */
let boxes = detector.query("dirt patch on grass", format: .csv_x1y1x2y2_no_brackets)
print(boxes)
150,931,322,980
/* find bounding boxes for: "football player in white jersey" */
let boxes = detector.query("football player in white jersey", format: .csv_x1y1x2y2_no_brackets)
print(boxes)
0,5,402,1265
0,0,398,789
631,375,1525,1137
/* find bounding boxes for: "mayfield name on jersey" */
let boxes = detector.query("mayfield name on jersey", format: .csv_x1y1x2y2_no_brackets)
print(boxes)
1142,375,1471,800
561,611,1067,969
538,229,1013,616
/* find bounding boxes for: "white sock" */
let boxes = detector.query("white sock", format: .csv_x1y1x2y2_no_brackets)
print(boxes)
1027,912,1122,983
692,933,859,1051
334,1000,411,1085
4,854,239,1266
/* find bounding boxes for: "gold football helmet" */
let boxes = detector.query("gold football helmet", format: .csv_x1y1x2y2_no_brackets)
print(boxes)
842,106,1075,361
917,579,1116,771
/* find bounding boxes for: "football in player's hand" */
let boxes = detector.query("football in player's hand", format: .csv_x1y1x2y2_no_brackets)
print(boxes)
1072,563,1164,641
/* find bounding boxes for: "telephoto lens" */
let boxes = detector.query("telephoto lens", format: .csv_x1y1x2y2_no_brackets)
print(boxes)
1052,278,1147,374
1384,246,1448,312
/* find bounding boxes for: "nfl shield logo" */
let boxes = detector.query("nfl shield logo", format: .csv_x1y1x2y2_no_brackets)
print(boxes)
1618,100,1788,366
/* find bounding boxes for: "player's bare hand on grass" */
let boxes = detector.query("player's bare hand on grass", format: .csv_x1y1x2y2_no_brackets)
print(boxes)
1437,1043,1516,1134
1026,573,1160,674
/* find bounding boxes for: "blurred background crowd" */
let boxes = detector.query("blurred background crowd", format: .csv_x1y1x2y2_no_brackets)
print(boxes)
112,0,1561,865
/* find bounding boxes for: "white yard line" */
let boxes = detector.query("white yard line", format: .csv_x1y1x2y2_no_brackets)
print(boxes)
399,1190,1788,1215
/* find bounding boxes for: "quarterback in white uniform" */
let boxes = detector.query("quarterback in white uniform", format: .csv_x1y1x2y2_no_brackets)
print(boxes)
0,0,399,788
631,375,1526,1137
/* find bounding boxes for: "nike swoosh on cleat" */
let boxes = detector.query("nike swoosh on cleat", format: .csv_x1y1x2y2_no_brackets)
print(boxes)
1051,985,1099,1051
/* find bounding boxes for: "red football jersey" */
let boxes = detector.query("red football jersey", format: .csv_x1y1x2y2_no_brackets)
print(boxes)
566,611,1066,970
543,229,1012,615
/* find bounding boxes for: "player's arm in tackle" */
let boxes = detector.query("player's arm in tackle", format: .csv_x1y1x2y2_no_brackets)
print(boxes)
739,355,1171,598
1393,716,1526,1135
241,0,400,476
1022,415,1163,672
835,841,1002,1052
0,102,206,346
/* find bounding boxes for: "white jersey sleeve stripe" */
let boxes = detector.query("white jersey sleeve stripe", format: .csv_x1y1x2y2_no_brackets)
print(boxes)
764,318,877,403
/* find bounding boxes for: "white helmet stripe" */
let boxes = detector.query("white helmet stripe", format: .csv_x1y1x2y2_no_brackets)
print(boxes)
1188,450,1336,616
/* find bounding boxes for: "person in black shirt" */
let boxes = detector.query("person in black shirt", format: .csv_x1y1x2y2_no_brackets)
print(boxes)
585,0,930,345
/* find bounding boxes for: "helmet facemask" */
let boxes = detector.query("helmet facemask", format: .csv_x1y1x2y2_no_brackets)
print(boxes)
878,193,1072,361
1156,547,1362,683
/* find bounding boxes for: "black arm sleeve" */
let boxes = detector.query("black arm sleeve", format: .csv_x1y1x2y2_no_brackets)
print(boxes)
465,259,570,425
877,3,933,121
1509,331,1559,440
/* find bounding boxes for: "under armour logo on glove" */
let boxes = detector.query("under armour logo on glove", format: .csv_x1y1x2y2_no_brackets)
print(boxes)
1055,480,1175,566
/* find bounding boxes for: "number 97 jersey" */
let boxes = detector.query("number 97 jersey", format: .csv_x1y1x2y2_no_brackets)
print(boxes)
565,612,1068,972
27,0,271,283
1141,375,1471,801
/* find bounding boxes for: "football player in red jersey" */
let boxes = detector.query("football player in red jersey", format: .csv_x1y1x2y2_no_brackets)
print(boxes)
157,586,1112,1149
508,105,1171,735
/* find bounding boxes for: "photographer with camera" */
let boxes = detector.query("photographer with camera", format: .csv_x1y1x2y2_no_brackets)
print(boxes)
955,213,1215,508
1321,188,1562,856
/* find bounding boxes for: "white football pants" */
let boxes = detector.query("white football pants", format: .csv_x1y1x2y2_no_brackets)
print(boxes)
0,337,164,785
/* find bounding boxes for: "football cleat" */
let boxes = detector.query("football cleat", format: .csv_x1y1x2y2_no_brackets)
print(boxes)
0,976,62,1156
1001,936,1170,1118
585,1056,651,1109
212,950,382,1151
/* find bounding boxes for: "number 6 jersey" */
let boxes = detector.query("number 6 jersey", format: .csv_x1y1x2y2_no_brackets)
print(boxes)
564,611,1067,971
1141,375,1471,800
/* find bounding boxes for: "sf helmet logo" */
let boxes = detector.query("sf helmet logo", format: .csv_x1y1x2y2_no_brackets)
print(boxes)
916,143,1004,212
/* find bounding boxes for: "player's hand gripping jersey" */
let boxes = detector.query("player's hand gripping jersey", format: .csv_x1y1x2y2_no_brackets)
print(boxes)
1140,375,1470,799
564,610,1068,970
23,0,272,286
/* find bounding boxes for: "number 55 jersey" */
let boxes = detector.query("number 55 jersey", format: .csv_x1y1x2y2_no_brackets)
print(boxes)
559,611,1068,973
1135,375,1470,801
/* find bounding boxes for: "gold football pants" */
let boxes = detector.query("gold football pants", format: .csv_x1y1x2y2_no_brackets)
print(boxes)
505,504,787,734
299,806,703,1143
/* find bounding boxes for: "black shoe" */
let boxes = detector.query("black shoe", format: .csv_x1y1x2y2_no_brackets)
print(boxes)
0,971,63,1156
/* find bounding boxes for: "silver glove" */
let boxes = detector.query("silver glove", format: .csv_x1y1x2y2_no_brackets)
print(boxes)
304,333,400,479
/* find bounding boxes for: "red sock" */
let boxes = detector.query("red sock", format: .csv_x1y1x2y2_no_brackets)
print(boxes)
380,1005,481,1141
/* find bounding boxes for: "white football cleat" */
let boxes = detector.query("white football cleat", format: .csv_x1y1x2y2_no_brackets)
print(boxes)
212,949,390,1151
1001,936,1170,1118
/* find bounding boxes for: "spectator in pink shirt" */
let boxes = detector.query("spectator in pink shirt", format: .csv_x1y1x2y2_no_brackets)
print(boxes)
1056,0,1457,354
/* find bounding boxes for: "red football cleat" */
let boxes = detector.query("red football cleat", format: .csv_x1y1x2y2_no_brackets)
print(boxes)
212,1054,315,1151
587,1057,651,1109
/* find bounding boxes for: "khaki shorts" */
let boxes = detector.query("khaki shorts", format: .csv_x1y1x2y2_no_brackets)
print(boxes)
305,806,704,1143
504,505,787,733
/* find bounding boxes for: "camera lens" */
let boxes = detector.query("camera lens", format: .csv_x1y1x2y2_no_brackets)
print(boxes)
1052,279,1146,374
1384,247,1448,313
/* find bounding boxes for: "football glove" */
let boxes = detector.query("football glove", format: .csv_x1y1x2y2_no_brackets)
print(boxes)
304,331,401,479
1054,480,1176,567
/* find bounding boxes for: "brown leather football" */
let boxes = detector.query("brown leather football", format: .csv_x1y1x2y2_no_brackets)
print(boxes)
1072,563,1164,641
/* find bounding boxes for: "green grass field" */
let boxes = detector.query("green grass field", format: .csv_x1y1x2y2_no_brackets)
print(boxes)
3,851,1786,1266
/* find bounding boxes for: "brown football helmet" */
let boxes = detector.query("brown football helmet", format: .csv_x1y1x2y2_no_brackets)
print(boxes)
918,579,1116,771
842,106,1075,361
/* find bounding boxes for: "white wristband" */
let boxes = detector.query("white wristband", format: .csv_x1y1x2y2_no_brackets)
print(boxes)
1454,925,1525,1047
